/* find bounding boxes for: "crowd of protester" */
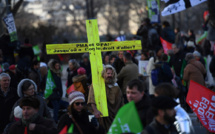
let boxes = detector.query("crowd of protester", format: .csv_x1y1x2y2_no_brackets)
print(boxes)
0,14,215,134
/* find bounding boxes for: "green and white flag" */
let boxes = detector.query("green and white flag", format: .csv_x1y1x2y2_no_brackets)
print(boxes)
44,69,56,99
161,0,207,16
147,0,160,23
33,45,41,55
3,13,18,42
108,101,143,134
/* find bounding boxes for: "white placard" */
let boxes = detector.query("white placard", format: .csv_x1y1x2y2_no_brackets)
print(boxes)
138,60,149,76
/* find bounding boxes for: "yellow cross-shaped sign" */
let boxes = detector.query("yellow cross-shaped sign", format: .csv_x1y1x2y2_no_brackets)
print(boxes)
46,19,142,117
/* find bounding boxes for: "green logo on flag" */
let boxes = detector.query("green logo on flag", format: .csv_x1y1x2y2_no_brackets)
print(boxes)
44,70,56,99
108,101,143,134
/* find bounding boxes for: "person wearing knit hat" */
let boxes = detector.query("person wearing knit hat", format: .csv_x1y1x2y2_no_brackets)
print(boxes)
9,97,57,134
3,64,18,89
14,106,23,121
9,64,16,70
58,91,104,134
72,68,89,100
77,67,86,75
68,91,85,105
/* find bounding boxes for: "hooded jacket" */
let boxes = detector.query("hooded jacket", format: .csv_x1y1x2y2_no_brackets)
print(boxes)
11,79,51,120
47,59,63,100
72,74,89,100
72,74,88,91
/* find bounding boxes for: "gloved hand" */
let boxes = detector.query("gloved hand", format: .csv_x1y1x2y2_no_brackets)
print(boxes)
91,117,99,128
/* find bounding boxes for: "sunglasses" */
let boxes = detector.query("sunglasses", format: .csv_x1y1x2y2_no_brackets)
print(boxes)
74,102,86,106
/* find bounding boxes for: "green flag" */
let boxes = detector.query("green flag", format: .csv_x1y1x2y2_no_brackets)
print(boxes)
33,45,41,55
44,69,56,99
67,124,74,133
108,101,143,134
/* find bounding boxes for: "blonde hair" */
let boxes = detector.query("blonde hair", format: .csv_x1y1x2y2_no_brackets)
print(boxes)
101,64,117,83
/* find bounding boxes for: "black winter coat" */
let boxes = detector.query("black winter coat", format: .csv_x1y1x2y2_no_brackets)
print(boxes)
169,50,185,77
67,68,78,88
58,110,104,134
9,115,57,134
0,87,19,133
135,95,152,127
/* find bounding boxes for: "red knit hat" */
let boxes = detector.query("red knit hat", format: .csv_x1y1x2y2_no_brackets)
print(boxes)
77,67,86,75
9,65,16,70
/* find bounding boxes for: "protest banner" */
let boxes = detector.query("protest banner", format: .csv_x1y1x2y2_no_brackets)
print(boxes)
46,41,141,54
44,70,56,99
147,0,160,23
160,37,172,54
161,0,206,16
3,13,18,42
138,60,149,76
186,80,215,133
108,101,143,134
46,19,142,117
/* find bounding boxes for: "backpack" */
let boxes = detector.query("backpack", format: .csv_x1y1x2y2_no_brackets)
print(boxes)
151,65,163,86
151,62,173,86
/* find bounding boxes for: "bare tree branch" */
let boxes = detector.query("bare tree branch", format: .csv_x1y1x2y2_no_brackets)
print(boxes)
11,0,23,16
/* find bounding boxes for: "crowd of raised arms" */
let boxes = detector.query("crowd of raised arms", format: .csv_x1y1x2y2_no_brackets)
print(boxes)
0,16,215,134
